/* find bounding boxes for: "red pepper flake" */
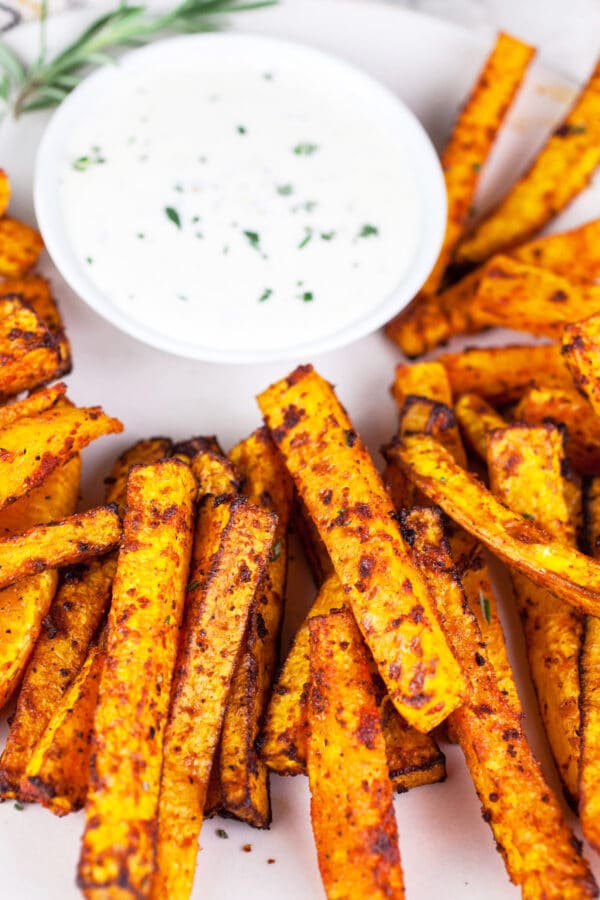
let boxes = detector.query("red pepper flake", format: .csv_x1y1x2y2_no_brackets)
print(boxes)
242,844,252,853
267,858,276,865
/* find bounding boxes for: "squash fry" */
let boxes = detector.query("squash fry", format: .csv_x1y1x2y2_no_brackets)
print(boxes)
581,476,600,851
458,61,600,264
402,506,597,898
562,313,600,418
512,217,600,279
307,607,405,900
386,433,600,615
78,460,196,900
440,344,569,404
174,435,240,496
151,496,276,900
515,385,600,475
385,33,534,355
258,365,465,731
393,391,520,717
0,382,66,430
487,424,582,805
212,427,293,828
0,169,11,216
260,573,446,791
392,361,452,409
0,505,121,590
0,216,44,276
24,644,105,816
0,438,171,802
0,456,80,711
0,404,122,512
294,493,335,586
455,393,506,458
0,275,71,376
0,295,61,398
469,256,600,338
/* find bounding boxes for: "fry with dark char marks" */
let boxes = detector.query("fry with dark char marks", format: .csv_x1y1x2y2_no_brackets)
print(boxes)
0,404,123,512
151,495,276,900
402,506,597,898
258,365,465,732
581,476,600,851
458,60,600,264
0,295,61,398
0,505,121,590
385,33,534,357
0,456,80,711
24,643,105,816
78,459,196,900
0,438,172,803
515,385,600,475
487,424,582,805
511,217,600,278
0,275,71,376
260,573,446,790
440,344,570,405
562,313,600,418
386,433,600,615
307,607,405,900
210,427,293,828
0,382,66,430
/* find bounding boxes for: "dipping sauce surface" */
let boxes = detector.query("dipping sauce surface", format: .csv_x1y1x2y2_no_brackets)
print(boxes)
60,48,422,353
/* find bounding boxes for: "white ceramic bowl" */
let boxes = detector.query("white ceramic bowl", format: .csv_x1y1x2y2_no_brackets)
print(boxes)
35,32,446,364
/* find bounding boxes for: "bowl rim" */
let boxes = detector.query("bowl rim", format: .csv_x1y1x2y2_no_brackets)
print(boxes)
34,31,447,364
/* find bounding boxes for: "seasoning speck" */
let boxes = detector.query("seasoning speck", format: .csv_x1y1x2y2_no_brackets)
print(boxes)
293,142,319,156
188,579,201,592
165,206,182,229
267,859,276,865
358,223,379,239
242,844,252,853
216,828,229,839
14,802,24,811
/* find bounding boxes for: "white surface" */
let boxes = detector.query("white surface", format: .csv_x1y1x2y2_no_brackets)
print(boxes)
36,32,445,362
0,1,599,898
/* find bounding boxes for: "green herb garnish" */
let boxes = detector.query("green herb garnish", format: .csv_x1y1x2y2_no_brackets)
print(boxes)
258,288,272,303
243,230,261,251
270,539,282,562
298,227,313,249
522,512,535,520
276,183,293,196
357,223,379,239
14,801,24,811
216,828,229,839
237,124,247,134
320,231,335,241
164,615,171,625
72,147,106,171
165,206,181,229
0,0,277,118
293,142,318,156
301,291,314,302
478,591,491,625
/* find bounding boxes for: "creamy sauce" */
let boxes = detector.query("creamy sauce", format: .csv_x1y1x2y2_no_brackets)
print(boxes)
60,53,421,353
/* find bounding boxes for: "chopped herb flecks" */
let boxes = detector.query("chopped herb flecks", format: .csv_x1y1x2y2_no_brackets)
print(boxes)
165,206,182,229
300,291,314,302
276,183,293,196
263,72,273,81
478,591,492,625
14,802,24,811
164,615,171,625
72,146,106,171
522,512,535,520
293,142,319,156
188,579,201,592
258,288,273,303
358,223,379,239
321,231,335,241
216,828,229,839
243,230,261,251
136,233,145,239
85,256,93,265
237,125,247,134
298,227,313,249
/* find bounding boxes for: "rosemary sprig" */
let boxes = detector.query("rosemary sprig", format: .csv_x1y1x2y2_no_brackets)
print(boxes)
0,0,276,118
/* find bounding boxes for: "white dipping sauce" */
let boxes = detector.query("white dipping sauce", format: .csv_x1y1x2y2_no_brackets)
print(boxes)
60,48,422,353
